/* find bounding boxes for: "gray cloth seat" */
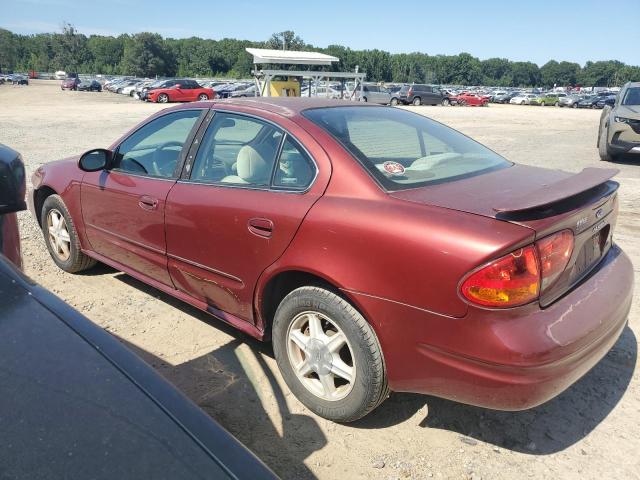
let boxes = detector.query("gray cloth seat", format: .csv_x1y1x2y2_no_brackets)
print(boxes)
221,145,272,185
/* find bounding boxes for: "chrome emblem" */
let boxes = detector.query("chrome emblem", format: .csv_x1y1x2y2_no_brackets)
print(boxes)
576,217,588,229
592,220,606,233
595,208,604,219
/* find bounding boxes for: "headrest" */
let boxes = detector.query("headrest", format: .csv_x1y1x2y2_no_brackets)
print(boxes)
237,145,270,183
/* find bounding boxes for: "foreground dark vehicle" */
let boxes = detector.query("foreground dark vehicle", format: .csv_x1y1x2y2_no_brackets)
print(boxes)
30,98,634,422
0,144,277,479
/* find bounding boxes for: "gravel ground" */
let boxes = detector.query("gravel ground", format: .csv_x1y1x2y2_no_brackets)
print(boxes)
2,80,638,480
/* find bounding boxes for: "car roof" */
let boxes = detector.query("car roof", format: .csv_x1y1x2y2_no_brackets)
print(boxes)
175,97,380,118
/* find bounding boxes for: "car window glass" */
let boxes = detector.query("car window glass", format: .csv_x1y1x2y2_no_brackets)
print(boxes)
113,110,201,178
191,112,283,186
273,136,315,190
622,87,640,105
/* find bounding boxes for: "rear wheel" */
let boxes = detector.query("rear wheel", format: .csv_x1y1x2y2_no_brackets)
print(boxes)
272,286,389,422
390,97,398,106
41,195,96,273
157,93,169,103
197,93,209,101
442,98,450,106
572,102,578,108
412,97,422,106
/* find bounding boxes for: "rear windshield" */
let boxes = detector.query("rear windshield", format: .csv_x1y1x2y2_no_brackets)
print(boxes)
303,106,510,191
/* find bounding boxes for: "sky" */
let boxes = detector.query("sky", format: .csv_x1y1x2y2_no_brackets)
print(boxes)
1,0,639,67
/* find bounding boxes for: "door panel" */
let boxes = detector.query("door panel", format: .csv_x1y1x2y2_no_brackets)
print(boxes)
165,185,320,321
81,172,175,285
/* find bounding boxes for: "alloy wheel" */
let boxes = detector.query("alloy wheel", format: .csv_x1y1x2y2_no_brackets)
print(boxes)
47,209,71,261
286,310,356,401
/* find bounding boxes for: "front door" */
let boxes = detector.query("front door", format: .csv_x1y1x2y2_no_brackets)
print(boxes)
165,111,325,323
81,109,204,285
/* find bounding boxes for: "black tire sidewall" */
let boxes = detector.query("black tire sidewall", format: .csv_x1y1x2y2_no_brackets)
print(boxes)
272,287,386,422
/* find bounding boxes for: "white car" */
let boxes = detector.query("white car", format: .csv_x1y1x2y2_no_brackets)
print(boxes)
300,85,342,99
510,93,538,105
121,82,142,96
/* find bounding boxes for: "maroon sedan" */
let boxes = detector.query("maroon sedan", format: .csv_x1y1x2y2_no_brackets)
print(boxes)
61,77,80,91
30,99,633,422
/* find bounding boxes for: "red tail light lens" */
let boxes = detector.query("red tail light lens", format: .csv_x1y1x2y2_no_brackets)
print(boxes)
535,229,574,292
461,245,540,308
408,87,413,96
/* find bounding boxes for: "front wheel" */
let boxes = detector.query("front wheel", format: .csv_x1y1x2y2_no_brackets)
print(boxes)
441,98,450,106
157,93,169,103
41,194,97,273
598,124,614,161
272,286,389,422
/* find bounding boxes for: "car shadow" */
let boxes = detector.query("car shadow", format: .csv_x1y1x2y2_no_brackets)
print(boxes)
607,153,640,165
111,271,635,458
112,273,324,480
353,325,636,455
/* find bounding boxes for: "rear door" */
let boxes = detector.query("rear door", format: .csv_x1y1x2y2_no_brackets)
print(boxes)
81,109,204,285
164,110,329,323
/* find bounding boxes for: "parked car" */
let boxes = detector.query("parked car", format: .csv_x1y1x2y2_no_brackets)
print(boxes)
147,80,214,103
140,79,185,101
61,77,81,91
396,84,445,106
10,74,28,85
29,98,633,423
77,79,102,92
0,143,277,479
596,95,617,109
509,93,538,105
230,84,257,97
451,92,489,106
359,84,392,104
54,70,67,80
576,95,601,108
493,91,520,104
559,94,584,108
598,81,640,161
530,92,567,106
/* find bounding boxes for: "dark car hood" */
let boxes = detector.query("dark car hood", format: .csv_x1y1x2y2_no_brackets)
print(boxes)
0,258,276,479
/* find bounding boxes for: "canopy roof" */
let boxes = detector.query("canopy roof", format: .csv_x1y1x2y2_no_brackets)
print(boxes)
245,48,339,66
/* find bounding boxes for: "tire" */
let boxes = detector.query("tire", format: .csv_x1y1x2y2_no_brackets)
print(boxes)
362,97,368,102
412,97,421,106
442,98,450,106
572,103,578,108
540,101,545,106
598,123,614,161
198,93,209,101
390,98,398,106
272,286,389,422
157,93,169,103
129,90,135,97
554,101,559,107
41,195,97,273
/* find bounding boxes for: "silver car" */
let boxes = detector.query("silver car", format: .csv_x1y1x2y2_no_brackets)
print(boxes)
360,84,392,104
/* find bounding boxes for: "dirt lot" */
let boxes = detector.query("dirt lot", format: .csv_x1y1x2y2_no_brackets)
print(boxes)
2,80,639,480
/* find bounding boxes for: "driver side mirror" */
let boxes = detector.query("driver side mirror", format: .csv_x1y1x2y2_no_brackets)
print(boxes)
0,145,26,215
79,148,112,172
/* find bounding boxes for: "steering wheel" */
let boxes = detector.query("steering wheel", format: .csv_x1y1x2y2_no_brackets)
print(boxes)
152,141,183,176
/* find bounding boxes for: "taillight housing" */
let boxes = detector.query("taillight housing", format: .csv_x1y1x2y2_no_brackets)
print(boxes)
535,229,574,291
461,229,574,308
408,87,413,96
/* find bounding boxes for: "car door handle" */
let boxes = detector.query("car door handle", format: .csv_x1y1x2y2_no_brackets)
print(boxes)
138,195,158,211
248,218,273,238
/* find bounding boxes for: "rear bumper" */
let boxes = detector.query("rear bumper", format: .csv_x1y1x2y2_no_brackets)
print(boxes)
349,245,633,410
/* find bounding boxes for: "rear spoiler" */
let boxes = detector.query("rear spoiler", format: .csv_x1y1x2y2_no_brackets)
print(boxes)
493,167,619,213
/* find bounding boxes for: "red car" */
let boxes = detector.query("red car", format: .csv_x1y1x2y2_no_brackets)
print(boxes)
147,79,214,103
452,92,490,106
61,77,80,91
29,99,633,422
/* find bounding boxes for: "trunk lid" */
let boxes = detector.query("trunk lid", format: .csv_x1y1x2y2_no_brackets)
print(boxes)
391,164,620,306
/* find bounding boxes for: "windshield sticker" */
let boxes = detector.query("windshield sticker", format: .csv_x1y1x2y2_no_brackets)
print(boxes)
383,161,406,175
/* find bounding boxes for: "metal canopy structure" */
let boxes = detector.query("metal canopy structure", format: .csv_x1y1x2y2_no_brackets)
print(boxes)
245,48,365,99
246,48,339,66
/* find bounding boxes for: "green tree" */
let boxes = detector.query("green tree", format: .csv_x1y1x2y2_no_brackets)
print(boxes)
51,23,91,72
0,29,19,72
119,32,174,77
264,31,306,51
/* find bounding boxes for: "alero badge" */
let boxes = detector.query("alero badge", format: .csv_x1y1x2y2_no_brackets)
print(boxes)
383,161,406,176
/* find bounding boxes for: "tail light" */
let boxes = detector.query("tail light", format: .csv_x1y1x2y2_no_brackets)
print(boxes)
461,230,574,308
535,229,573,291
408,87,413,96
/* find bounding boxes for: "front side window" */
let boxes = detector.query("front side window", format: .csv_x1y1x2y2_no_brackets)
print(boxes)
113,110,202,178
303,106,510,191
191,112,283,186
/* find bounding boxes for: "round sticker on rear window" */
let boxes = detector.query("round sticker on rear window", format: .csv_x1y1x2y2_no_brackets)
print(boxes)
383,161,405,175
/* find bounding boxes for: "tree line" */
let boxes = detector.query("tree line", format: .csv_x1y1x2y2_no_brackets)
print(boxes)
1,26,638,87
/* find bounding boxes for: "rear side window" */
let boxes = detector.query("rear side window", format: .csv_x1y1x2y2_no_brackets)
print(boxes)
303,106,509,191
272,137,315,190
